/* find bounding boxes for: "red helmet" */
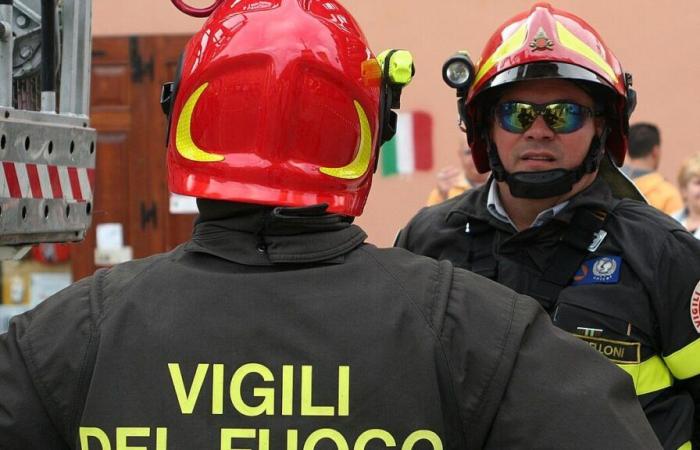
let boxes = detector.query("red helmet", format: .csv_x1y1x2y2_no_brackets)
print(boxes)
166,0,385,216
463,3,635,173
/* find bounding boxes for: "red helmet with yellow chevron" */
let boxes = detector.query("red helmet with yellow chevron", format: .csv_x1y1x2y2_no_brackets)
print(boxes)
163,0,413,216
458,2,636,174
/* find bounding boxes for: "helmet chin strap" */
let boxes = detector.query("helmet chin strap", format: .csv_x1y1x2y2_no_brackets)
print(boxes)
486,128,609,199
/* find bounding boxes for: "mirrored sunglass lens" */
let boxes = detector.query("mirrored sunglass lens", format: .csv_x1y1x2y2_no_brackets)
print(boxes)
544,103,585,133
499,103,536,132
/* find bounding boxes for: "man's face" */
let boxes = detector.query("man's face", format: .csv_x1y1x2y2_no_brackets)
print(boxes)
491,79,602,174
682,175,700,212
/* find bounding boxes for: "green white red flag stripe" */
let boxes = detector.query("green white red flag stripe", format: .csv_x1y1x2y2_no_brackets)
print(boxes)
381,111,433,176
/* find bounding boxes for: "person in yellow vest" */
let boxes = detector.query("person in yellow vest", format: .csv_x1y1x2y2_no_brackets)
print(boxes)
426,138,490,206
623,122,683,214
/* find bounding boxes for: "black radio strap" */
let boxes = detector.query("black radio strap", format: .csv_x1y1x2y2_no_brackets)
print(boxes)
529,207,611,311
442,213,499,280
466,219,499,279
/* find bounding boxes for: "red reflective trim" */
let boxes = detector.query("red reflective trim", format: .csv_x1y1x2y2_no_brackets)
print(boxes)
3,162,21,198
26,164,42,199
68,167,83,201
48,165,63,199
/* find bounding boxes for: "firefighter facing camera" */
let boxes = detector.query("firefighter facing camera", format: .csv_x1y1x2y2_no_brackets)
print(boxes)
398,3,700,449
1,1,656,449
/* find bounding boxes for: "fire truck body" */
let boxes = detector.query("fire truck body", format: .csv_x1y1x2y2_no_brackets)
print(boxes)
0,0,95,258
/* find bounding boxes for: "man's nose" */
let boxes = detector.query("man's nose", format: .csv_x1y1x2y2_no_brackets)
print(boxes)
524,116,554,140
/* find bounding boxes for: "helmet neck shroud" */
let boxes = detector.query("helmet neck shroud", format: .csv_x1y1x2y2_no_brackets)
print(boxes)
485,126,609,200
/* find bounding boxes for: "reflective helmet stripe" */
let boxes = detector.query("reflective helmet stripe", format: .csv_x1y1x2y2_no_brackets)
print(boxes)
319,101,373,180
555,21,618,82
176,83,225,163
474,23,529,87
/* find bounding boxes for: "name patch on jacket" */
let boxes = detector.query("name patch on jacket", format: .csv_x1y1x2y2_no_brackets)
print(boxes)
574,335,641,364
571,256,622,286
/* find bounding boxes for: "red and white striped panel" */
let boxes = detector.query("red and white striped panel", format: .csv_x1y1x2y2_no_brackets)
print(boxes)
0,162,95,201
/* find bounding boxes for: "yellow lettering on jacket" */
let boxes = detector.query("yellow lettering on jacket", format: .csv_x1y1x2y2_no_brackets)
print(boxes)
79,427,167,450
80,427,111,450
301,366,334,416
230,363,275,416
220,428,269,450
79,425,442,450
303,428,349,450
282,365,294,416
287,429,299,450
354,429,397,449
168,363,349,416
213,363,224,414
155,428,167,450
168,363,209,414
116,427,150,450
402,430,443,450
337,366,350,417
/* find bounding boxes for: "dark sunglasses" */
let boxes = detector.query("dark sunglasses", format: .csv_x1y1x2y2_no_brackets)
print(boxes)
495,101,597,134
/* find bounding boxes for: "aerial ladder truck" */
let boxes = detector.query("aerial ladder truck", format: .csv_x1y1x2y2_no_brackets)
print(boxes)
0,0,95,260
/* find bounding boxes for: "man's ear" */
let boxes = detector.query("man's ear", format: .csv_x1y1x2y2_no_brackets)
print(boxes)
594,117,605,136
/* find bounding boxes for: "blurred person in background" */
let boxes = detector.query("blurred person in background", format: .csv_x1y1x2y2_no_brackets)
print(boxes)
426,137,490,206
673,153,700,238
623,122,683,214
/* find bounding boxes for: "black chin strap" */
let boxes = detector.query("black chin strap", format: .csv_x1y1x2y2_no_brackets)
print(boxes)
486,128,609,199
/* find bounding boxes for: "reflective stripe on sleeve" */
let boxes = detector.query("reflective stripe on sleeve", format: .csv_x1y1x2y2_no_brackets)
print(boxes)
616,355,673,396
678,441,691,450
664,337,700,380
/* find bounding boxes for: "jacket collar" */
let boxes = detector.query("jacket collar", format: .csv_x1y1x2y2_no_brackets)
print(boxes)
184,201,367,266
446,174,616,229
547,175,616,224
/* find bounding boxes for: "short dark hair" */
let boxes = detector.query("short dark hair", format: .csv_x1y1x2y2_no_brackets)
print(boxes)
628,123,660,159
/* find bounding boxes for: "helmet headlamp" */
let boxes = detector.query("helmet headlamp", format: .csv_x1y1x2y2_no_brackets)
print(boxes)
442,52,475,94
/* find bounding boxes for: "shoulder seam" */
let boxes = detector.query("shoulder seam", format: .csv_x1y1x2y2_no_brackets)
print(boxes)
357,247,470,444
433,262,470,446
612,200,685,231
21,311,76,445
96,253,174,327
67,312,99,443
65,270,108,442
357,247,441,335
427,258,441,329
467,291,518,433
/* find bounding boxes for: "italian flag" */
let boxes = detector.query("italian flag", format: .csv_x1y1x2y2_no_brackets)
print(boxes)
380,111,433,176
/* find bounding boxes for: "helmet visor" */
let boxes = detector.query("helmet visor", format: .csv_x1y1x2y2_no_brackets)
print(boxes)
480,62,614,96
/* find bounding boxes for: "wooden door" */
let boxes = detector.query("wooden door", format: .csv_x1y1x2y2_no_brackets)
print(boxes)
71,35,193,281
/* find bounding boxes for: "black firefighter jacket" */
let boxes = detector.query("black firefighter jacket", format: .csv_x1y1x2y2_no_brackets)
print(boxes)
397,176,700,450
0,202,659,449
